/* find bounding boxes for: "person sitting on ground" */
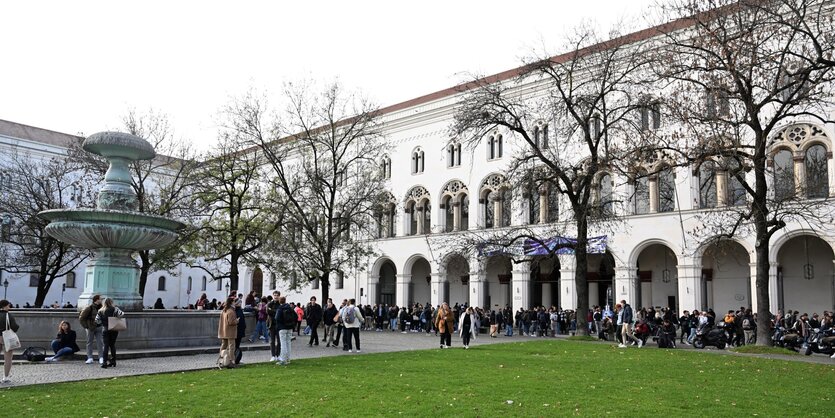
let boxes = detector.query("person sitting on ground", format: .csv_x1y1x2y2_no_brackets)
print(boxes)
634,320,651,345
47,320,80,362
153,298,165,309
657,318,676,348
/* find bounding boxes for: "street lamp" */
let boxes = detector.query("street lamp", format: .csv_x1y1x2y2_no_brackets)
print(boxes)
225,282,230,296
61,283,66,306
2,278,8,300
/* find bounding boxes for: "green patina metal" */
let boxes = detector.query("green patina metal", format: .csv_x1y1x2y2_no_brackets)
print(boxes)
38,132,185,311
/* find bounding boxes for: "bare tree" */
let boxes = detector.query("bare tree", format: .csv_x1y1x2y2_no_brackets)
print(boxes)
0,151,94,306
222,81,388,303
189,131,274,292
69,110,200,298
657,0,835,344
451,23,654,334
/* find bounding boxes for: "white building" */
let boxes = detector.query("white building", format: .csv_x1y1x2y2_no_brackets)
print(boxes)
2,11,835,316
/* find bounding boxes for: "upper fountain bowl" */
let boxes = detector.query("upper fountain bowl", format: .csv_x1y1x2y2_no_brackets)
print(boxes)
83,131,156,161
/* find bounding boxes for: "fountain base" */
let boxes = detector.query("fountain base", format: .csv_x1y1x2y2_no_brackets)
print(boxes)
78,248,144,311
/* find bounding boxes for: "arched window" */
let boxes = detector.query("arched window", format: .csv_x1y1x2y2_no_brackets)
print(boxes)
407,201,418,235
381,156,391,179
335,270,344,289
216,278,222,291
444,195,454,232
158,276,166,291
460,194,469,231
201,276,207,291
270,273,276,290
488,134,503,160
484,190,494,228
727,159,746,206
386,203,396,237
533,124,549,149
773,149,795,201
187,276,193,293
411,149,424,174
421,198,431,234
500,189,512,227
698,161,717,209
447,144,461,168
546,183,559,222
634,170,650,214
805,144,828,198
66,272,76,288
528,188,541,224
599,174,613,216
658,166,675,212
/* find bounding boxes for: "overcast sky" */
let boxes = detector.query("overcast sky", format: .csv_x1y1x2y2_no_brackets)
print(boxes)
1,0,657,151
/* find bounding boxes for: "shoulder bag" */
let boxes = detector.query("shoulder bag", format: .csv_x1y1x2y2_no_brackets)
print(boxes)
3,313,21,352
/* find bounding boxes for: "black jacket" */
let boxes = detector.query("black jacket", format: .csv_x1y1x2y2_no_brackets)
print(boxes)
307,303,323,324
235,306,246,338
55,330,81,353
324,305,338,326
277,303,297,330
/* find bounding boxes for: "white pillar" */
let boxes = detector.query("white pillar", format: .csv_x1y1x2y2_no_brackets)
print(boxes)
676,263,701,314
431,273,445,306
558,254,576,310
452,202,461,231
769,262,780,314
416,207,425,235
588,282,599,307
367,274,380,306
615,266,638,307
511,261,531,313
648,176,659,213
396,274,411,308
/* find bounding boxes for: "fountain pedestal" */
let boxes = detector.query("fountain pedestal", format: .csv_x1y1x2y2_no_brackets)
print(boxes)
80,248,143,311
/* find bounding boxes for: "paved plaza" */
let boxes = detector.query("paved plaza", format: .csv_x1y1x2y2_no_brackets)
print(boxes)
1,331,830,387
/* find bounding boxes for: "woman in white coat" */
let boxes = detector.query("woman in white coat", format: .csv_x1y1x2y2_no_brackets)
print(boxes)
458,307,478,349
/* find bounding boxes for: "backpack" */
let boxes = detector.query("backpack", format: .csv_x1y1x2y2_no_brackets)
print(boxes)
742,318,752,330
22,347,47,362
218,346,234,369
343,306,356,325
281,305,297,328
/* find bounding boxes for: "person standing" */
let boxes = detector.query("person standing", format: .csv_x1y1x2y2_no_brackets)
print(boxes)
306,296,323,347
678,310,691,345
249,296,269,343
95,297,125,368
436,302,455,348
334,299,347,348
323,299,338,347
458,307,478,349
341,298,364,353
0,300,19,383
45,321,81,362
276,296,295,365
78,294,104,365
618,299,642,348
217,297,238,367
267,291,281,361
234,299,246,365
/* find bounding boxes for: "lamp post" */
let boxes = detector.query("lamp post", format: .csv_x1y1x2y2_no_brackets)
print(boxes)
2,277,8,300
61,283,66,306
225,282,230,297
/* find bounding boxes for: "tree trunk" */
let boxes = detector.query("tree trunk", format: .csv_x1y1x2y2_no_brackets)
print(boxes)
230,252,240,293
138,250,151,298
34,279,50,308
754,226,773,346
320,272,330,304
574,218,590,336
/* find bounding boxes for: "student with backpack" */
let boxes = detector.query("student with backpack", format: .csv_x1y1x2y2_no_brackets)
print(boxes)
249,297,269,343
341,298,364,353
276,296,296,366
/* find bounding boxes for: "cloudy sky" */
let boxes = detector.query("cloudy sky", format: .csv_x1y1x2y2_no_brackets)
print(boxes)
1,0,656,150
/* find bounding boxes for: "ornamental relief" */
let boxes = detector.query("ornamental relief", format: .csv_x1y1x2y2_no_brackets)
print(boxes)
770,123,829,149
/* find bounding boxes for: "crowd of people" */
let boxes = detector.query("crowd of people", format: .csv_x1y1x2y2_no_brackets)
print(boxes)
1,292,831,384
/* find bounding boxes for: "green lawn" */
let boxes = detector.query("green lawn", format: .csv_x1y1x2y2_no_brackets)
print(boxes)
1,340,832,417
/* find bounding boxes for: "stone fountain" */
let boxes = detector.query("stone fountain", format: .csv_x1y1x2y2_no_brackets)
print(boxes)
39,132,186,311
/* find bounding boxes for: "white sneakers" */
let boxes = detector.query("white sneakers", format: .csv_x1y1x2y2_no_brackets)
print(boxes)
0,375,9,383
618,343,627,348
356,350,361,353
85,358,95,364
270,356,277,362
100,358,104,365
45,356,56,362
348,349,353,353
638,340,644,348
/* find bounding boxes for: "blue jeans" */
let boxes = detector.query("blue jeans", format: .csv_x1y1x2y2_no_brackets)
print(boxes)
389,319,397,331
251,320,268,341
51,340,74,359
278,329,292,364
505,324,513,336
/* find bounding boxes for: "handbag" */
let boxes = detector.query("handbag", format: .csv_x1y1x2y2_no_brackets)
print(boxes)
3,313,21,352
108,316,127,332
22,347,47,362
303,325,311,335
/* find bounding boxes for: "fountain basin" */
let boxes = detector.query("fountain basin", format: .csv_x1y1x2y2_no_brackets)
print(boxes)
40,209,185,250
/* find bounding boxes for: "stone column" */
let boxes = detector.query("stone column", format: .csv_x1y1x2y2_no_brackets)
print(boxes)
558,254,576,310
511,261,531,313
539,193,548,223
614,266,638,307
367,274,380,306
793,155,805,197
749,263,758,312
769,262,780,314
493,197,503,227
469,257,486,308
431,272,445,306
452,201,461,232
676,263,701,314
396,274,411,307
416,207,425,235
648,175,659,213
716,171,728,207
